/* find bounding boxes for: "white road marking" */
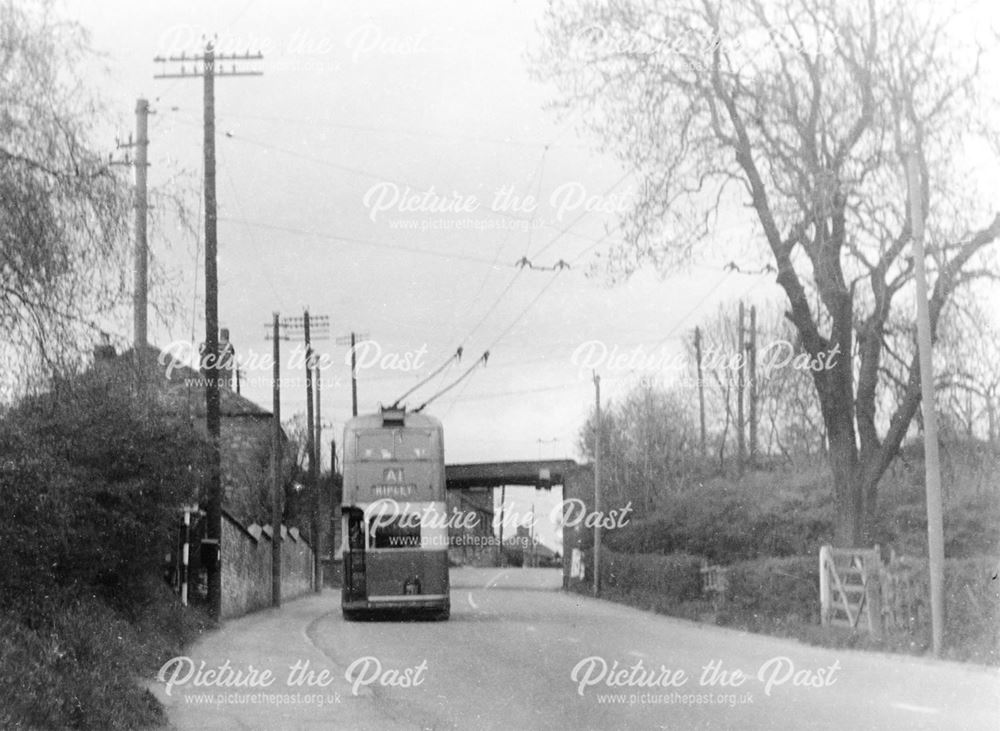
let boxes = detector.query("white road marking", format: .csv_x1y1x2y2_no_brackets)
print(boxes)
484,570,508,589
467,592,479,610
891,702,941,714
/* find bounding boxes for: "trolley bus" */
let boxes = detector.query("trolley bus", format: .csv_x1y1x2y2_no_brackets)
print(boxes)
340,407,450,620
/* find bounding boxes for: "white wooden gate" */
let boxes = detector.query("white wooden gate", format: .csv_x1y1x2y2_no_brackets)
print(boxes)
819,545,882,638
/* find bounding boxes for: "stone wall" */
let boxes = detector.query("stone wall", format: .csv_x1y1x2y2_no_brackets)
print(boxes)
221,509,314,620
220,417,274,525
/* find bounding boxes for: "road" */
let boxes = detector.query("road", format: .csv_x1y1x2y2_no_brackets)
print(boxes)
151,567,999,730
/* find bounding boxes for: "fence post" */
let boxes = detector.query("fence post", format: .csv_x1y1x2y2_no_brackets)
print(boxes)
865,546,883,641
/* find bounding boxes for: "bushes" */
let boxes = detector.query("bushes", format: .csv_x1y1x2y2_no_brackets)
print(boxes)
604,488,833,562
0,368,214,727
601,550,704,603
879,555,1000,664
0,371,209,615
716,556,820,629
0,587,211,729
569,548,998,665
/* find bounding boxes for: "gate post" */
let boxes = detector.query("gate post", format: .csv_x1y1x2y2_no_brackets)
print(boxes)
819,545,832,626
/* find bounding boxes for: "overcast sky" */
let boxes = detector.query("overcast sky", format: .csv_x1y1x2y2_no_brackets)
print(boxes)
68,0,998,547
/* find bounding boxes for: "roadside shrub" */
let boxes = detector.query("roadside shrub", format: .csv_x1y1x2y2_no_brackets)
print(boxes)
0,596,163,729
0,371,209,615
942,557,1000,664
717,556,819,628
604,489,832,562
880,555,1000,663
0,583,212,729
601,550,705,603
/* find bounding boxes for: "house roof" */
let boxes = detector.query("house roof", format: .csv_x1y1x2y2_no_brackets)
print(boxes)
98,344,272,418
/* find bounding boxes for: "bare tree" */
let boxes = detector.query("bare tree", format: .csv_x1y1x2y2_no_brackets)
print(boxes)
535,0,1000,544
936,299,1000,442
579,380,699,513
0,1,131,386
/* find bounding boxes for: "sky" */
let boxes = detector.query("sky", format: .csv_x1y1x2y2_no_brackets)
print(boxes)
65,0,999,549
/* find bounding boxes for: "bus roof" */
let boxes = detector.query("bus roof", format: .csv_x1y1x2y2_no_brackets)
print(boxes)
344,410,443,432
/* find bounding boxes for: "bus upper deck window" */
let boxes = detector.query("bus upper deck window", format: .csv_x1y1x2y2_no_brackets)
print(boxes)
356,432,395,460
398,430,432,460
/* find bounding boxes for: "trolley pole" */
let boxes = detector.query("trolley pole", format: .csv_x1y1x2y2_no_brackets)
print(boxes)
593,371,602,595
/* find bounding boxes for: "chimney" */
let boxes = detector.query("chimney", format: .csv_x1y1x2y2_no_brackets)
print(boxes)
218,327,236,391
94,331,116,364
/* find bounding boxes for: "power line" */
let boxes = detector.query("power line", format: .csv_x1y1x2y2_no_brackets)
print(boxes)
485,270,564,352
218,217,520,267
218,146,287,309
216,111,589,149
531,170,633,261
219,130,534,226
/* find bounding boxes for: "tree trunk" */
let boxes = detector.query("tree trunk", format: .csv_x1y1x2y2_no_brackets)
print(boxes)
828,418,863,546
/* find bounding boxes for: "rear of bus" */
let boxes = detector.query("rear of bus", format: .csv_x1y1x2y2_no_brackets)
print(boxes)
340,408,450,620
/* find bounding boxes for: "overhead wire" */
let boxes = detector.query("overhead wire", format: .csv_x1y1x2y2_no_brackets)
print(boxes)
216,111,589,149
218,145,288,308
217,129,534,226
217,218,519,267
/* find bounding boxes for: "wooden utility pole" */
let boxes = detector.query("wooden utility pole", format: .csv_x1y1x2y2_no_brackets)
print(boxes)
908,152,945,655
497,485,506,566
695,327,706,458
313,348,325,588
303,312,320,592
593,371,602,595
111,99,150,348
336,332,370,416
737,301,746,475
133,99,149,346
154,42,262,620
271,313,282,607
748,305,758,466
272,313,329,593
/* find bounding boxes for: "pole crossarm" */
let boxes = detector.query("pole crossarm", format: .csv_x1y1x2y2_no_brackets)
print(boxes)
153,39,263,621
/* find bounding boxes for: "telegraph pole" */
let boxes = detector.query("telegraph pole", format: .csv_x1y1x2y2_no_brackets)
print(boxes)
110,99,150,348
737,301,746,476
154,43,262,619
593,371,602,595
350,332,357,417
748,305,758,466
134,99,149,346
311,339,327,591
315,360,323,477
304,312,319,592
275,314,329,592
271,313,282,607
695,327,706,458
336,332,370,416
908,152,945,655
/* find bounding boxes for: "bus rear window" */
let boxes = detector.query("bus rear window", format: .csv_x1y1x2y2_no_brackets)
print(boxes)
368,516,421,549
398,430,432,459
354,429,434,461
356,432,395,460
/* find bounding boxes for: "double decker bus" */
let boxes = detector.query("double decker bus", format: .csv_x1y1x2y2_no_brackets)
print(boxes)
340,407,450,620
